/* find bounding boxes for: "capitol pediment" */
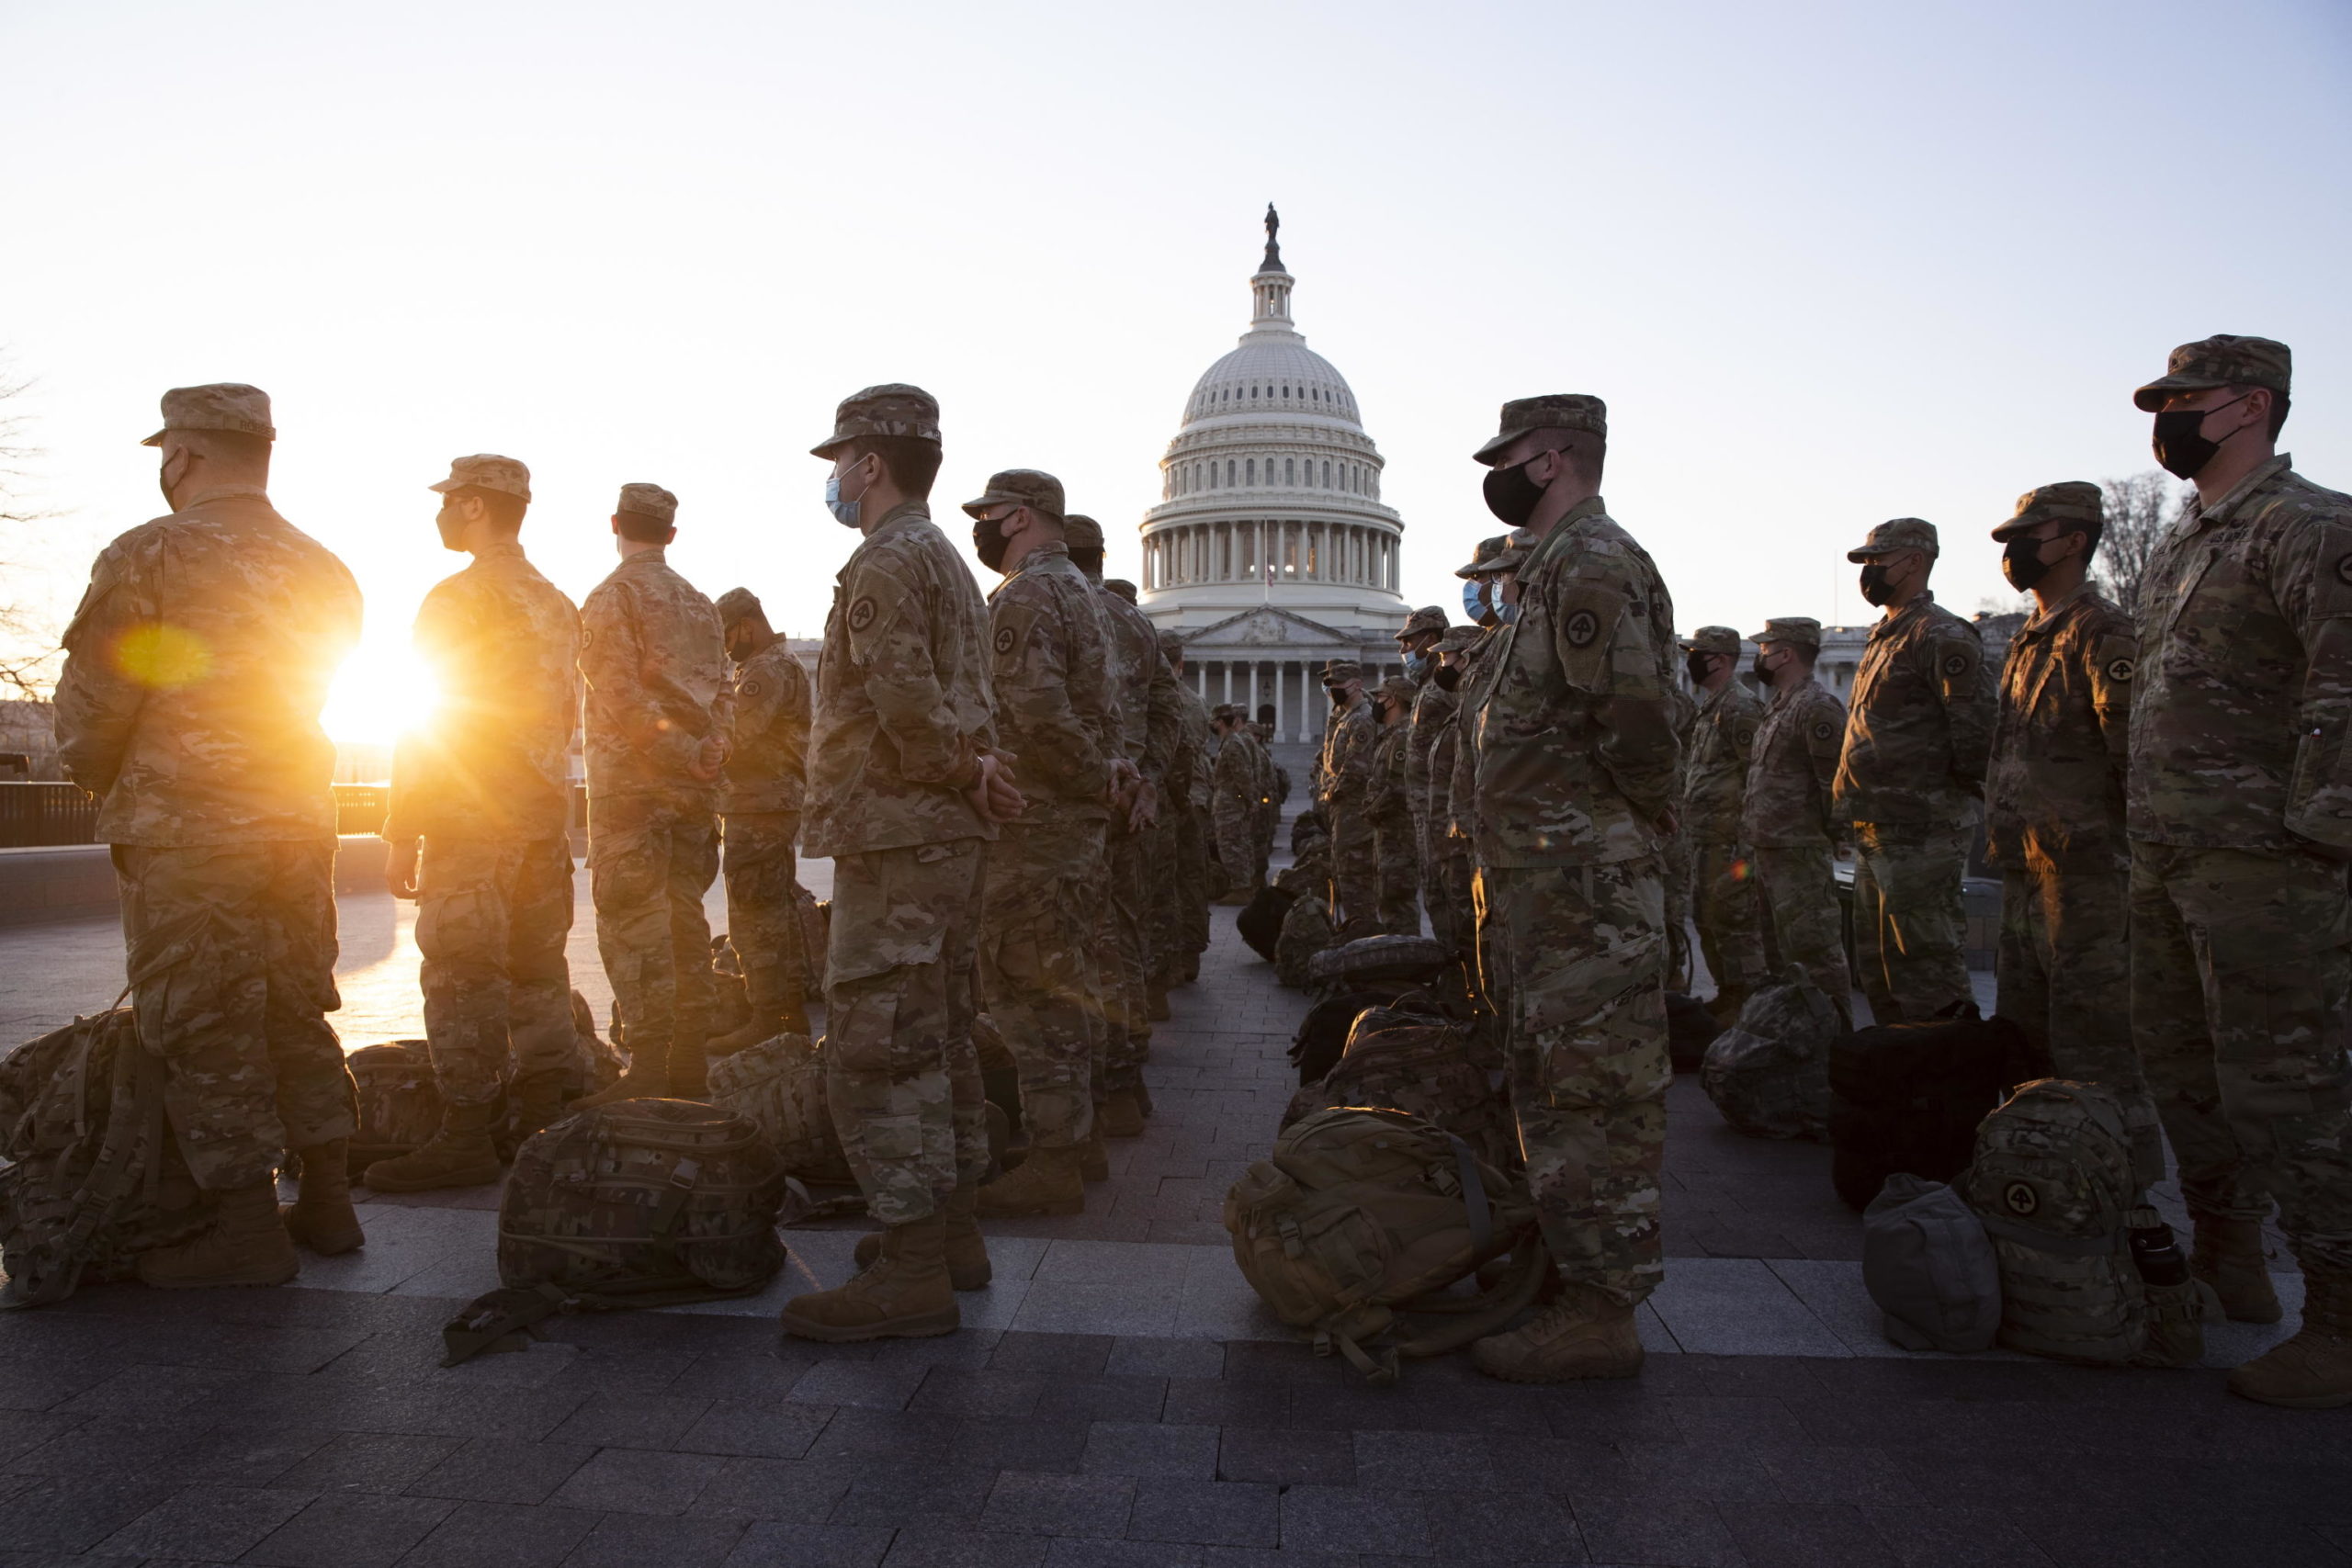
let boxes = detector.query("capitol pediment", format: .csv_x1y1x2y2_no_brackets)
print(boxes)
1180,605,1360,649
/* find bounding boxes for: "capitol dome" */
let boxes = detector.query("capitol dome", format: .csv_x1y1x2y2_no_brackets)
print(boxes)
1140,210,1409,744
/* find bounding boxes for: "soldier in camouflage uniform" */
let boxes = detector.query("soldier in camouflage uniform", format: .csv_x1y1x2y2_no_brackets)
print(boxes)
370,455,582,1193
574,483,730,1106
1156,632,1214,987
1209,705,1269,900
711,587,814,1051
2122,335,2352,1407
1832,518,1995,1024
1317,660,1380,933
1398,606,1457,944
962,471,1128,1215
1464,395,1681,1382
1367,674,1421,934
1067,516,1179,1138
1741,618,1855,1019
783,385,1012,1342
1436,539,1514,975
56,384,363,1287
1677,626,1770,1021
1982,483,2153,1185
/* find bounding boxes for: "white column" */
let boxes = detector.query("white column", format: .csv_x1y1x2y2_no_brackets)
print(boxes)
1272,661,1287,742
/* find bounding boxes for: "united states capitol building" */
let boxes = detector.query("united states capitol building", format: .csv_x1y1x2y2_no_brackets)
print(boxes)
1140,211,1411,745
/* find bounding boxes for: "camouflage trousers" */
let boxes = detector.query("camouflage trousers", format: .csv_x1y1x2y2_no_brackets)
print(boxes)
112,840,356,1190
416,835,577,1107
1213,795,1260,896
1751,844,1853,1022
1475,856,1670,1306
720,811,806,1021
2132,842,2352,1275
1662,832,1693,992
1690,840,1770,998
1174,803,1209,963
589,795,719,1058
1999,853,2160,1188
1097,821,1152,1093
824,837,990,1225
1849,821,1973,1025
1371,807,1419,936
1326,800,1379,932
979,816,1105,1148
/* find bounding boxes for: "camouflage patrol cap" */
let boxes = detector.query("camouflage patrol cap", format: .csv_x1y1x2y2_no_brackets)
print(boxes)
1322,659,1362,683
1105,580,1138,604
1752,616,1823,649
616,482,678,525
1679,626,1742,656
1064,514,1104,551
2132,334,2291,412
141,382,274,446
1992,481,2104,542
1847,517,1939,562
1374,675,1416,705
961,468,1064,522
1210,703,1234,722
1435,626,1480,654
1396,604,1449,640
1453,534,1510,579
1480,526,1542,574
715,587,764,627
428,453,531,502
811,382,942,457
1472,393,1607,463
1158,628,1187,654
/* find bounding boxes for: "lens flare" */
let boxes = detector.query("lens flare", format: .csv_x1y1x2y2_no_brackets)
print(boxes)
321,644,440,746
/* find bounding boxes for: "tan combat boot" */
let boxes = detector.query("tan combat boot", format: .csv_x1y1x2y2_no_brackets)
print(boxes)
280,1141,365,1255
1080,1127,1110,1183
779,1214,958,1342
2193,1214,2283,1325
1709,986,1750,1030
507,1072,571,1143
571,1035,671,1109
666,1032,711,1102
138,1180,300,1289
854,1184,991,1290
1470,1284,1645,1383
1099,1091,1147,1139
1147,983,1171,1022
974,1144,1086,1217
362,1101,503,1193
2228,1269,2352,1408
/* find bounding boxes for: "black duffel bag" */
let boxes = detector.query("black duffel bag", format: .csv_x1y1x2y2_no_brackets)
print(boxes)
1827,1002,2042,1211
1238,884,1296,964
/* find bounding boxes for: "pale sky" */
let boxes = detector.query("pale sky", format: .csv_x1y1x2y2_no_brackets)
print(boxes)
4,1,2348,740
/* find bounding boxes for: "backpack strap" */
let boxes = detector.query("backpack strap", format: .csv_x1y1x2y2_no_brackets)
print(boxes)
1444,1134,1492,1257
1974,1212,2123,1258
440,1272,767,1366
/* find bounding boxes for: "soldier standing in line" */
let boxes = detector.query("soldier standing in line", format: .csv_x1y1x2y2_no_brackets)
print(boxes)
1464,395,1681,1382
1741,619,1855,1019
1209,704,1270,901
784,385,1017,1341
1067,516,1177,1138
1250,704,1283,876
572,483,730,1106
1831,518,1995,1024
1366,673,1421,934
1316,660,1380,933
1677,626,1770,1024
1397,606,1455,945
710,587,814,1051
368,455,582,1193
55,384,363,1286
1446,535,1529,1003
1155,632,1215,987
961,470,1128,1217
1981,484,2152,1181
1420,624,1481,961
2123,335,2352,1408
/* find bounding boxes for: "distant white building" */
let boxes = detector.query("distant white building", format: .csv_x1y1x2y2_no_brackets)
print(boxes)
1140,210,1409,743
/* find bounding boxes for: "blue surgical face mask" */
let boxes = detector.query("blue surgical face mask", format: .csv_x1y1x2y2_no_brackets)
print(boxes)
1402,650,1430,682
1496,601,1521,626
1460,581,1489,623
825,463,867,529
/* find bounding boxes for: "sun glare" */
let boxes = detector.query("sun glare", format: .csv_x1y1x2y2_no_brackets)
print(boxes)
322,645,440,748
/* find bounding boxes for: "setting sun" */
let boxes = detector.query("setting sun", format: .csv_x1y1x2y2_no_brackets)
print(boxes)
321,642,440,749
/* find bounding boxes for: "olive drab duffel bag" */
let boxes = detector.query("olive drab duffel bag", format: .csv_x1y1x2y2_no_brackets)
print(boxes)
441,1099,788,1365
1700,980,1839,1142
1224,1106,1549,1384
1960,1078,2211,1368
1283,1006,1512,1170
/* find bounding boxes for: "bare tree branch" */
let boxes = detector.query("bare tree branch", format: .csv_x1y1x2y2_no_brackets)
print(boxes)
2095,470,2191,623
0,355,65,701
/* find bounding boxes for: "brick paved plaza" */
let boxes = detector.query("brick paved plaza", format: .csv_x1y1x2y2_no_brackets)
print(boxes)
0,851,2342,1567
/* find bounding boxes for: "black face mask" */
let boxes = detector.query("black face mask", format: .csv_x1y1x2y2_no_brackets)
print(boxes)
1481,455,1547,526
1859,563,1895,607
1431,662,1462,693
1750,656,1773,683
972,515,1011,573
2001,536,2054,592
1327,683,1351,708
2151,393,2250,481
1685,652,1718,685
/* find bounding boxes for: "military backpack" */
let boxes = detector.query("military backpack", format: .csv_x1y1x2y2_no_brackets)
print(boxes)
1283,1006,1511,1169
1700,981,1838,1141
706,1032,856,1186
1274,896,1336,989
1224,1106,1547,1384
347,991,624,1174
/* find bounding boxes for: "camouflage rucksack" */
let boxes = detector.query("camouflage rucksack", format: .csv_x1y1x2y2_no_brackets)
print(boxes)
0,1008,215,1308
1224,1106,1548,1384
1283,1006,1511,1169
444,1099,788,1364
1960,1079,2209,1367
1274,897,1336,988
349,991,625,1173
1700,981,1838,1141
706,1032,855,1186
1307,934,1452,990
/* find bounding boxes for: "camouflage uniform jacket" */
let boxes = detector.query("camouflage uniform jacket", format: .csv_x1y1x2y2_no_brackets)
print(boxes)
56,485,361,846
719,635,812,818
985,543,1115,823
1212,728,1264,824
2129,454,2352,852
1679,679,1763,848
1317,696,1377,811
386,541,580,843
1097,587,1178,786
1985,583,2133,867
580,546,727,809
1472,498,1681,868
805,502,998,857
1406,675,1458,825
1444,631,1503,845
1831,592,1993,827
1742,680,1849,850
1169,679,1213,813
1369,719,1413,827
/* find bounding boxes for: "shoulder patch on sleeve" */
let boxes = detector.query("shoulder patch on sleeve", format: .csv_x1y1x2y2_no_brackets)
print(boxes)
848,596,878,632
993,625,1017,656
